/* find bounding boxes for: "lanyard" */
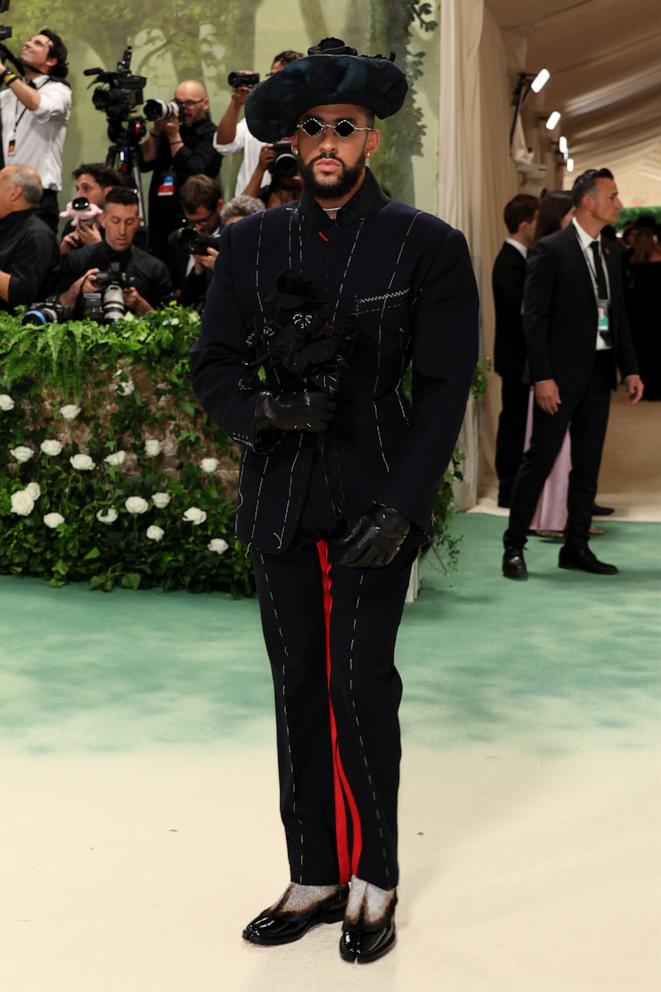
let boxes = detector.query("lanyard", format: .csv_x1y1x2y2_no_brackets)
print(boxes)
580,234,611,303
10,77,52,140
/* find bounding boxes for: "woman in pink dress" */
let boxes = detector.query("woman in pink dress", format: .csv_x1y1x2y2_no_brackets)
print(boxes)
525,191,574,535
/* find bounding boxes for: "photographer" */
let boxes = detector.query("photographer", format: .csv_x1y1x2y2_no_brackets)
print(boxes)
214,50,301,197
0,30,70,233
139,80,221,259
54,186,171,317
59,162,122,255
241,142,302,207
167,174,223,309
0,164,59,312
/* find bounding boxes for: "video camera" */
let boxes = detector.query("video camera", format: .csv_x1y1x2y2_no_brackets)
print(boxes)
228,71,260,89
178,226,221,256
0,0,23,75
0,0,12,43
84,46,147,144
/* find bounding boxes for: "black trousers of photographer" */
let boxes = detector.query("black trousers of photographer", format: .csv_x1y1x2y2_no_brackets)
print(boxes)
251,463,416,892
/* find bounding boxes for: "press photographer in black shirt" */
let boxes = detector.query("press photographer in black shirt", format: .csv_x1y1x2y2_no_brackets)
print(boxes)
54,187,171,316
167,175,223,310
0,164,59,312
139,80,221,259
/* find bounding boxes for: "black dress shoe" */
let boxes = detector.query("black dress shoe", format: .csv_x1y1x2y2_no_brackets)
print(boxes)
242,884,349,946
502,545,527,579
558,545,618,575
592,503,615,516
340,900,397,964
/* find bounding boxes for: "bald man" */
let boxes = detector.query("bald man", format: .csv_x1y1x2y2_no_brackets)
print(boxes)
0,164,59,312
139,79,222,259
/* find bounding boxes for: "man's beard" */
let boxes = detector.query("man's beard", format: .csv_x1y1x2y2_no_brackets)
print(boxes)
300,152,366,201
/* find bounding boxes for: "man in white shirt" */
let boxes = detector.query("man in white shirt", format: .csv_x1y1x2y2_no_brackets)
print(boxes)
0,29,71,233
214,50,301,197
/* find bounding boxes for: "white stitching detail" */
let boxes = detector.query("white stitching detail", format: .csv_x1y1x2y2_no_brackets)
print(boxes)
276,434,304,550
347,574,391,883
259,552,304,882
372,213,422,471
248,455,270,545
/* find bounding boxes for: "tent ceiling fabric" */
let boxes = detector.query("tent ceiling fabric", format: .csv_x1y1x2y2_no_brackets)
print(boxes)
486,0,661,192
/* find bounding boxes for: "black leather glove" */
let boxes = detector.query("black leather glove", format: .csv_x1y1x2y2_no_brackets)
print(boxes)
255,391,336,433
338,505,411,569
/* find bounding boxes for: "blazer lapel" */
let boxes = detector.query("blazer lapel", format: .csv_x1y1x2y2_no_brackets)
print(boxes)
565,223,597,303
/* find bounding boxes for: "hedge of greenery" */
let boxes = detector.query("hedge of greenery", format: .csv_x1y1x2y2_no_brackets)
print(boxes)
0,305,252,594
0,305,473,593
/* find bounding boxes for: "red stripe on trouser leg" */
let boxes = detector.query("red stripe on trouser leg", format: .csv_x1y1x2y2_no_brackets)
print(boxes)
316,540,363,882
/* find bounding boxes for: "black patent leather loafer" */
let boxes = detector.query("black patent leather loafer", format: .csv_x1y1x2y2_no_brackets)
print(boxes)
558,545,618,575
339,902,397,964
502,545,527,579
242,884,349,946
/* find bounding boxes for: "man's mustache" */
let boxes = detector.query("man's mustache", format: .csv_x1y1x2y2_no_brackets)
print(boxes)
312,152,342,164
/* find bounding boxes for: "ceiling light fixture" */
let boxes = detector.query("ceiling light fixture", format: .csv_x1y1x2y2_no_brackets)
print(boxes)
546,111,561,130
530,68,550,94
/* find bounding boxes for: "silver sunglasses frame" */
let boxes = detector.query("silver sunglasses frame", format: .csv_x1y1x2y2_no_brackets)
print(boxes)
296,117,374,139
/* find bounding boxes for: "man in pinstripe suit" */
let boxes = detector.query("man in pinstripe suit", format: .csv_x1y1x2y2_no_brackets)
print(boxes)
191,38,479,963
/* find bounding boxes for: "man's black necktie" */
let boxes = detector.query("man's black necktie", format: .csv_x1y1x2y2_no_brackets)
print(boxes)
589,240,608,299
590,239,612,347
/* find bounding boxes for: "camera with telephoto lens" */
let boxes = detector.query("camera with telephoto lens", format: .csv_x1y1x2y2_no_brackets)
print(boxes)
0,0,11,42
143,98,182,123
178,226,221,256
81,262,135,322
22,297,70,326
228,71,260,89
271,140,298,179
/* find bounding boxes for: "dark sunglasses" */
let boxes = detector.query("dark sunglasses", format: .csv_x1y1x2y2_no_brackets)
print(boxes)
296,117,373,140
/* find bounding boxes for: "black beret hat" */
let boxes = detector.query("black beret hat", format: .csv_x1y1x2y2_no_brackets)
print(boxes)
245,37,408,143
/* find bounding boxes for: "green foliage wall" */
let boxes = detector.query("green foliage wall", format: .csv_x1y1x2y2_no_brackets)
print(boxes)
0,307,251,594
6,0,439,211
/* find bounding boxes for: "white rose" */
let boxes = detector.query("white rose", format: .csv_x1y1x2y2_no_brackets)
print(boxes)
104,450,126,467
125,496,149,515
69,453,95,471
0,394,15,411
183,506,207,526
152,492,171,509
96,508,118,524
44,512,65,529
40,439,63,456
116,377,135,397
144,439,162,458
10,490,34,516
25,482,41,501
10,445,34,463
208,538,229,555
60,404,81,420
200,457,219,473
146,525,164,542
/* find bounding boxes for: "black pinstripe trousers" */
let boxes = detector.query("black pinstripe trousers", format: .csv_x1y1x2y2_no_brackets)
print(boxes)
251,465,416,890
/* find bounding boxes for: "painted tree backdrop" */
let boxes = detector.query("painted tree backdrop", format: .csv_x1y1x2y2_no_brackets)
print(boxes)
7,0,439,209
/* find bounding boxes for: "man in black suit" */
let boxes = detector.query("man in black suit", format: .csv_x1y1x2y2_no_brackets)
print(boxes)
492,194,539,506
503,169,643,578
167,175,223,310
191,39,478,962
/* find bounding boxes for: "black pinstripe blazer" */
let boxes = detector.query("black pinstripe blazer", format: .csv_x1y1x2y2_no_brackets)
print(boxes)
190,170,479,553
